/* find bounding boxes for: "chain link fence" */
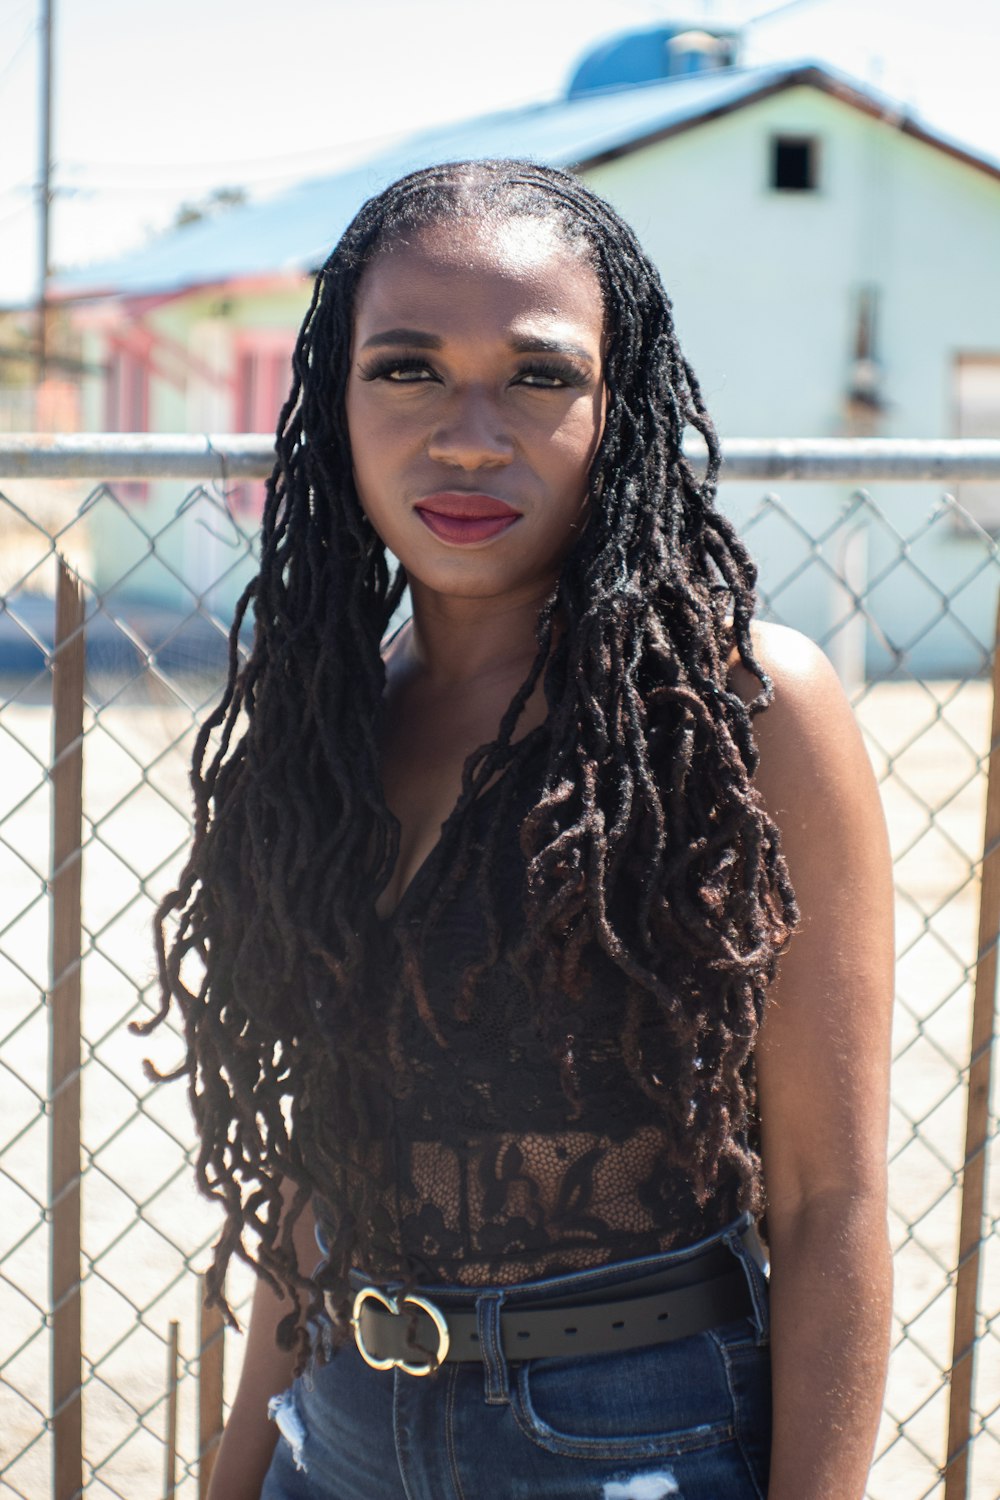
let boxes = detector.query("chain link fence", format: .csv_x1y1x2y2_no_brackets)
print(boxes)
0,437,998,1499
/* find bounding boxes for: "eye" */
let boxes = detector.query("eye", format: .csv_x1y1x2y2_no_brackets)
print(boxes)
517,371,565,388
514,360,589,390
358,355,437,383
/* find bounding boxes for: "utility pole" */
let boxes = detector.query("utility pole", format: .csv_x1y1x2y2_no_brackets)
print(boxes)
36,0,54,387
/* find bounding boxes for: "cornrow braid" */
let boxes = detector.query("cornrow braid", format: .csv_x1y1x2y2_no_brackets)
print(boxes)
143,160,797,1354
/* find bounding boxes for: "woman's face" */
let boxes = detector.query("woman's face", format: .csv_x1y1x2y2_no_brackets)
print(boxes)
345,215,606,604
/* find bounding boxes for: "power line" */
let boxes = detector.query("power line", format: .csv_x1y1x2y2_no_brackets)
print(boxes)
0,16,38,89
52,128,409,184
0,200,33,231
740,0,828,23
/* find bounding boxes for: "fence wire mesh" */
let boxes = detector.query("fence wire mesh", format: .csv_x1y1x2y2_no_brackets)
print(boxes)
0,444,997,1499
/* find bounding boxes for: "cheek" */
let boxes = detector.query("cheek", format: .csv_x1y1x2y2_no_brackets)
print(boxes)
345,381,375,443
345,389,388,507
548,395,605,492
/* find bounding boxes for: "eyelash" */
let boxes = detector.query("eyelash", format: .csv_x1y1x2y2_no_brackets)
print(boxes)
357,354,587,389
358,356,431,383
518,358,588,389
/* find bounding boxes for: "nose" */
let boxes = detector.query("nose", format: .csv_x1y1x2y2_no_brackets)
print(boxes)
427,386,514,470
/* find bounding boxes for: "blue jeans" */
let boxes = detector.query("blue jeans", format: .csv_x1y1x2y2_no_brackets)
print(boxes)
261,1220,771,1500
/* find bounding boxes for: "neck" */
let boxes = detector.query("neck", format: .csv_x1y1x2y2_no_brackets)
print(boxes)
402,579,553,688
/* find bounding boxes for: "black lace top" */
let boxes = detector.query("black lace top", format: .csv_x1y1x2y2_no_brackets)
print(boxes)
311,731,760,1305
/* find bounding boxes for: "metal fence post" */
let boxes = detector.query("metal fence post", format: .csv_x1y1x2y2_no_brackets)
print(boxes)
49,557,85,1500
828,513,869,692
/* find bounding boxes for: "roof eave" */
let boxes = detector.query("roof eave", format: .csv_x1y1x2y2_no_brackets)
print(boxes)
571,63,1000,187
55,267,309,310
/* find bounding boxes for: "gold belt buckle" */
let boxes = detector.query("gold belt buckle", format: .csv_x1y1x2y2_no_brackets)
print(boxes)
351,1286,451,1376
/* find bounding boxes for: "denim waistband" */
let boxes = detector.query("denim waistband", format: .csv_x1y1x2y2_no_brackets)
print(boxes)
346,1212,767,1311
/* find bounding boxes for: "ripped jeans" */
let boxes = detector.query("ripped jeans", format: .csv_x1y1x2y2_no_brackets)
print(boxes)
261,1218,771,1500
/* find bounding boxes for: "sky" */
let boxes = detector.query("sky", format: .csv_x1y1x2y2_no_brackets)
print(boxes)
0,0,998,310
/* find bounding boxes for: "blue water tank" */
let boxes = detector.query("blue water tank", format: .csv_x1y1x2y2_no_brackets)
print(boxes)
567,24,739,98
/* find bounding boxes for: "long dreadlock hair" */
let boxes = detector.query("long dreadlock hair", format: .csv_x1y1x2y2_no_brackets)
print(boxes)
142,160,797,1353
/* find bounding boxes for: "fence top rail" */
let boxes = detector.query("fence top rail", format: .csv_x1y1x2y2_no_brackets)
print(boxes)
3,433,1000,482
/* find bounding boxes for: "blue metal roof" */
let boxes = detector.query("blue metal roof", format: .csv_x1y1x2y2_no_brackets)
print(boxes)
54,59,1000,300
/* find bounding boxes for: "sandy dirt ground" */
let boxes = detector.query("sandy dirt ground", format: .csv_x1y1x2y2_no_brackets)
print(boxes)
1,680,998,1499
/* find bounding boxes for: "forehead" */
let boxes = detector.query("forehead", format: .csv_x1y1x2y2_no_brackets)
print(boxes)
352,216,605,345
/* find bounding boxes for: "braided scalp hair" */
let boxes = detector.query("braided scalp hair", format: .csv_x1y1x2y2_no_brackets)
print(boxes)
141,160,797,1354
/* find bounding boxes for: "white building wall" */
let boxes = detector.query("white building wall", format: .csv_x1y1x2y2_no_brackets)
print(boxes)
585,88,1000,675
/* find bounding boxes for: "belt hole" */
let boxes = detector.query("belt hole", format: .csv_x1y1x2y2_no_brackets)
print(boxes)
564,1327,578,1336
516,1330,530,1340
612,1320,625,1329
469,1333,479,1343
657,1312,670,1322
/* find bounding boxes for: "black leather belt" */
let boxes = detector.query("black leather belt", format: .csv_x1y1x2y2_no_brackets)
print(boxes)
335,1226,764,1375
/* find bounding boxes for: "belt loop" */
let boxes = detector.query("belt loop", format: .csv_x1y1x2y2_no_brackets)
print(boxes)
723,1220,770,1346
475,1291,509,1405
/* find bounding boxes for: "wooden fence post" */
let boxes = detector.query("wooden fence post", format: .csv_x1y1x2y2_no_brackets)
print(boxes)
198,1278,225,1498
164,1320,180,1499
49,557,85,1500
944,595,1000,1497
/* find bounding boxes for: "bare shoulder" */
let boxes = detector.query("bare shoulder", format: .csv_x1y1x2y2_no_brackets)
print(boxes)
729,620,877,823
730,619,843,716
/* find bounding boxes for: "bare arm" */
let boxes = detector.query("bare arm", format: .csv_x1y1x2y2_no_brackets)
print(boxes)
737,624,894,1500
206,1193,320,1500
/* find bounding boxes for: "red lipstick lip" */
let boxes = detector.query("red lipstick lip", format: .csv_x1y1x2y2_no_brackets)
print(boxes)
413,492,522,545
414,491,521,520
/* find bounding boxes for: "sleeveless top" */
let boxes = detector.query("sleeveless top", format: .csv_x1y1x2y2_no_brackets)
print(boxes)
312,729,760,1296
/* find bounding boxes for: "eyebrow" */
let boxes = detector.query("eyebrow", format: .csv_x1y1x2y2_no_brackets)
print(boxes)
360,328,442,350
511,335,595,362
359,328,595,362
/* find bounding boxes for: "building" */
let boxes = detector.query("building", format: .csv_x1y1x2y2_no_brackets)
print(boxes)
56,39,1000,674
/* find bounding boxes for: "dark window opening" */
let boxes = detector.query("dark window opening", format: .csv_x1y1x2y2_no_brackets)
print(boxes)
771,136,819,191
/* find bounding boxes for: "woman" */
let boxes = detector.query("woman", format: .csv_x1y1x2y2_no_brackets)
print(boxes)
145,160,894,1499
